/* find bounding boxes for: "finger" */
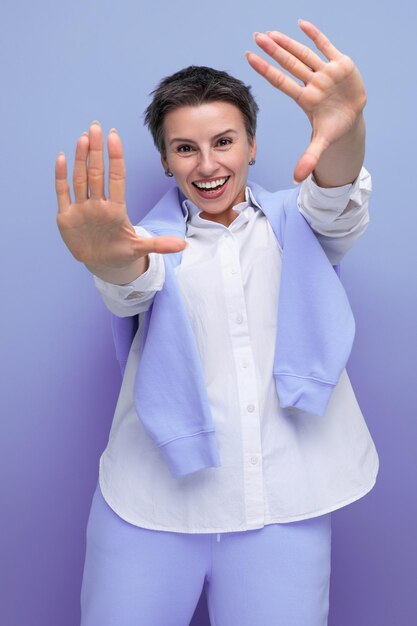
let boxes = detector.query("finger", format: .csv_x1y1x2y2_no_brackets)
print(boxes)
293,135,329,183
298,19,342,62
55,153,72,213
72,132,89,203
87,121,106,200
265,30,325,73
253,32,313,84
245,51,303,102
107,129,126,204
133,235,188,256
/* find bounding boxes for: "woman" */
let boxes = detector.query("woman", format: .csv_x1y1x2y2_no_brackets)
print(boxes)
55,19,379,626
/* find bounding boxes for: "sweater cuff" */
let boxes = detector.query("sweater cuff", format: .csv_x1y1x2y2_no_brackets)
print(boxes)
158,431,221,478
274,374,336,417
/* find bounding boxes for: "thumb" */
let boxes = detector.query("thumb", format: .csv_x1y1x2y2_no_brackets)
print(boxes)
135,235,188,257
293,136,329,184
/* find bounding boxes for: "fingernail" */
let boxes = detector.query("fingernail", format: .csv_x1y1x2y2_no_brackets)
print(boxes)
252,31,260,40
293,178,299,185
109,128,118,134
57,151,65,157
82,131,89,136
90,120,101,127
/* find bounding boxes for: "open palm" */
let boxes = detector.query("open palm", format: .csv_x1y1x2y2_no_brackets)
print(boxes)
55,123,186,273
246,20,367,183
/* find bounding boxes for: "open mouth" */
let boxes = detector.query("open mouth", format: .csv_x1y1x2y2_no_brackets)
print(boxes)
192,176,230,193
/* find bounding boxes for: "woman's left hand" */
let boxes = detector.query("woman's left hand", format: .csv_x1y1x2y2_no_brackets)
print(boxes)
246,20,367,183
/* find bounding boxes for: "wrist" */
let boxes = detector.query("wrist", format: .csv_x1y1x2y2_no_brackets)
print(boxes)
86,255,149,285
313,113,365,188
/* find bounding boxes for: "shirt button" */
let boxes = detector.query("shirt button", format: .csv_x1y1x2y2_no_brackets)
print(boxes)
241,359,249,368
236,313,243,324
230,267,237,274
247,404,255,413
250,456,258,465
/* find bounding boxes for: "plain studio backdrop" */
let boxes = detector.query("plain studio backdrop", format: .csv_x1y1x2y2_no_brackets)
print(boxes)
1,1,416,624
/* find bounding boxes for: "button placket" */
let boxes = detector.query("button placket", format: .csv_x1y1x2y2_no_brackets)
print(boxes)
218,234,265,526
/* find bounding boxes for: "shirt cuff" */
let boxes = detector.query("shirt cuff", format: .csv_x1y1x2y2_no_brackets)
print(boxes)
93,226,165,301
298,166,372,227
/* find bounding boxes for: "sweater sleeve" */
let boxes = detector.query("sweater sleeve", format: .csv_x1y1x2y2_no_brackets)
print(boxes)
92,226,166,317
297,166,372,265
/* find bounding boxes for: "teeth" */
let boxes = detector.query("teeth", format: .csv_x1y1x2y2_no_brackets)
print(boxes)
194,177,228,189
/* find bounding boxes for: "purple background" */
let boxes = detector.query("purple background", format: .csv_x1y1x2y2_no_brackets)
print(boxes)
1,1,416,624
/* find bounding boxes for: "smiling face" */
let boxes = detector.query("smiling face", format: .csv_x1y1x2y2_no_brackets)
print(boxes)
160,102,256,227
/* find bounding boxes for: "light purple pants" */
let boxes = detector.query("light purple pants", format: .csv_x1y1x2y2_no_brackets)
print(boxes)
80,482,331,626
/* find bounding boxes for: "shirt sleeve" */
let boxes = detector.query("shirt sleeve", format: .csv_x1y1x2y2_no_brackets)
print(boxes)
93,226,166,317
297,166,372,265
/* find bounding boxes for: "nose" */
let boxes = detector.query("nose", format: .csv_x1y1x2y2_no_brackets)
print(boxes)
196,148,219,177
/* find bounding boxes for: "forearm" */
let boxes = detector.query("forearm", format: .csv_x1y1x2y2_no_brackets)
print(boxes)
85,255,149,285
313,112,366,188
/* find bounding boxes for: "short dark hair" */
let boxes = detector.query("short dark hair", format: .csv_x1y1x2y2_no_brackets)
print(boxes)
143,65,259,159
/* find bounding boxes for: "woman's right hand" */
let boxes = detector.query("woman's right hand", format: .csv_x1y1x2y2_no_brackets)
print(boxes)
55,122,186,282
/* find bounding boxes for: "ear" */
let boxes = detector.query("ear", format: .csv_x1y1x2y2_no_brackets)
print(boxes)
160,153,169,173
250,135,257,161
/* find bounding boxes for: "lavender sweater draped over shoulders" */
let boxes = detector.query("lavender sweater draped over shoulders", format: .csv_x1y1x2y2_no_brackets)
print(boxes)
111,181,355,478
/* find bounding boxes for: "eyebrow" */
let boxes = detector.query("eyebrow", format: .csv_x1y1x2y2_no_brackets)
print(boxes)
169,129,238,145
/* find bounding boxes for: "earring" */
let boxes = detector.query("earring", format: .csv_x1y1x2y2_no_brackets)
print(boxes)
249,159,256,166
165,170,174,177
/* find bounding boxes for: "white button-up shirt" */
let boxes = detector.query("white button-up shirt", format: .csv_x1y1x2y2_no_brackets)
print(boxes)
94,168,379,533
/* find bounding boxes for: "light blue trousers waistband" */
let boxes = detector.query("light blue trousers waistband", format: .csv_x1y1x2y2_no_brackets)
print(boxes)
81,482,332,626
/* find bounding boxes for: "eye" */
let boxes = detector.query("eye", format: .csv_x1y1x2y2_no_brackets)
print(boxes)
217,138,232,147
176,144,194,153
